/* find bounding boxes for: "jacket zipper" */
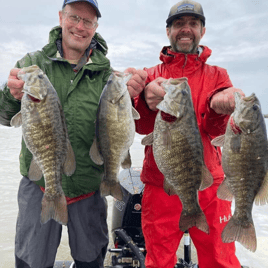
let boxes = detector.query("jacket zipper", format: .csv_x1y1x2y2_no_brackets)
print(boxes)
182,54,188,68
182,54,188,76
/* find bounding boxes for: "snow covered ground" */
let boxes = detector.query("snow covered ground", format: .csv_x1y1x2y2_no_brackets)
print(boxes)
0,125,267,268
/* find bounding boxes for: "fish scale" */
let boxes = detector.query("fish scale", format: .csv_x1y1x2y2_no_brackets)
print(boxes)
142,78,213,233
90,72,140,201
11,65,76,225
154,97,208,231
212,92,268,252
24,95,64,198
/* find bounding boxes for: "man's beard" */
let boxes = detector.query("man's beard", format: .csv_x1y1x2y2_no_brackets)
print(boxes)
169,36,199,54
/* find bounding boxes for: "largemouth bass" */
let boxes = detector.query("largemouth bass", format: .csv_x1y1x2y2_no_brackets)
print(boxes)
11,65,76,225
90,72,140,200
142,78,213,233
212,92,268,252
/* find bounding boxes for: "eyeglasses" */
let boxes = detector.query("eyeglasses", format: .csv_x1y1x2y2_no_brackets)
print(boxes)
63,12,98,29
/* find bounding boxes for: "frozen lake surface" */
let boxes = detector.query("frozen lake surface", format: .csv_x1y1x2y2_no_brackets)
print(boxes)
0,125,267,268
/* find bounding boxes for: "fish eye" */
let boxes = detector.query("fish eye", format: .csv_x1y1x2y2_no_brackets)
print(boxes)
38,74,44,79
181,90,187,96
252,104,259,111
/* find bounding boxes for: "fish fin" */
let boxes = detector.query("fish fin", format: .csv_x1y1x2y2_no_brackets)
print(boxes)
141,133,154,146
230,135,241,153
217,178,234,201
179,210,209,234
132,107,140,120
63,139,76,176
28,158,43,181
163,179,177,195
221,216,257,252
199,165,214,190
100,180,123,201
89,138,104,165
255,172,268,206
211,135,225,147
10,111,22,128
40,193,68,226
121,150,132,169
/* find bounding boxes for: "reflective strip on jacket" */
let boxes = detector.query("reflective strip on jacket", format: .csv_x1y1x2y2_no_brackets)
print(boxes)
134,45,232,187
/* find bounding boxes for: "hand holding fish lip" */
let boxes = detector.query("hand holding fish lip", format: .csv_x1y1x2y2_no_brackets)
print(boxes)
90,71,140,201
210,87,245,115
211,92,268,252
7,68,24,100
144,77,167,111
123,67,148,99
144,77,188,111
142,79,213,234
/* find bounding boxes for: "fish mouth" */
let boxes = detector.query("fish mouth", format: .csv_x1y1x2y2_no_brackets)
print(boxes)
230,116,242,134
27,94,41,103
169,77,188,85
23,90,43,103
243,93,256,102
18,66,47,101
239,120,256,134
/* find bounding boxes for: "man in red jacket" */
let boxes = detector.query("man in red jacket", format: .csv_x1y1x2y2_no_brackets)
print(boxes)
134,1,246,268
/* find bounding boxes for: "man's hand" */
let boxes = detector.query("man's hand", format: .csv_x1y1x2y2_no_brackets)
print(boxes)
210,87,245,115
144,77,166,111
124,68,147,98
7,68,24,100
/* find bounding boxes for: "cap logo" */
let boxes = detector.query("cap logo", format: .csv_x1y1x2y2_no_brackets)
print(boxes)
177,4,194,12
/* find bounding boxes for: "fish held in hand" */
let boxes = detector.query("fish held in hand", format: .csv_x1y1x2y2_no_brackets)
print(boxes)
142,78,213,233
212,92,268,252
11,65,76,225
90,72,140,200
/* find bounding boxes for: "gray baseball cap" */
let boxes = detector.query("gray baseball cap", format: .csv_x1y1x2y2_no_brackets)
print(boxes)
62,0,101,18
166,0,205,26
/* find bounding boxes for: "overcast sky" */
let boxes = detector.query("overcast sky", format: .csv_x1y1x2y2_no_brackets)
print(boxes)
1,0,268,113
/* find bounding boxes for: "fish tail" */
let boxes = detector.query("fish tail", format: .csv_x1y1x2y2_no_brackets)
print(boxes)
222,216,257,252
121,150,132,169
41,193,68,226
179,210,209,234
100,180,123,201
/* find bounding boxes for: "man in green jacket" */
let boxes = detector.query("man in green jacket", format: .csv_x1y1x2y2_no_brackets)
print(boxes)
0,0,147,267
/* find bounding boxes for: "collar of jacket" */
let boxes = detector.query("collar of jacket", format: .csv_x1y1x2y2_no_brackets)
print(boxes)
55,38,96,71
159,45,212,67
55,38,96,59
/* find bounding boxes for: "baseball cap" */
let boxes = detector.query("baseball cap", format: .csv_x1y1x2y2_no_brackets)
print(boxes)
62,0,101,18
166,0,205,26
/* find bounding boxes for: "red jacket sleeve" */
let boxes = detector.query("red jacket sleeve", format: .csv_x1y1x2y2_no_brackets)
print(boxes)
133,91,158,135
201,68,233,138
133,67,160,135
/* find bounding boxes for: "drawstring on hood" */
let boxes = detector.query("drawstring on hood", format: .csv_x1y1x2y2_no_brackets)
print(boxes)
56,38,97,71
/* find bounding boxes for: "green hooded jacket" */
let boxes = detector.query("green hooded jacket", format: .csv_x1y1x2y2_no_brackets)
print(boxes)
0,26,112,198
